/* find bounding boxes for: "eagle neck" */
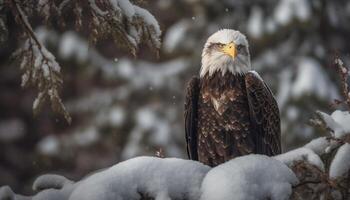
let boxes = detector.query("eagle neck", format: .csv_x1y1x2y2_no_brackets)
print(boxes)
200,72,245,93
199,61,250,78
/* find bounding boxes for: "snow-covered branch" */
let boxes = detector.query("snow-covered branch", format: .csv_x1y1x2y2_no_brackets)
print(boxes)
0,156,299,200
10,0,71,123
5,0,161,123
292,58,350,199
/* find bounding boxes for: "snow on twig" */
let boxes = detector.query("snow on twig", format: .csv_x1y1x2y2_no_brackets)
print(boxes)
6,0,162,122
333,57,350,109
10,0,71,123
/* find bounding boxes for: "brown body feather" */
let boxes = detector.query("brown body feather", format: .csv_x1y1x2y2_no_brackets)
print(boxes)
185,71,281,167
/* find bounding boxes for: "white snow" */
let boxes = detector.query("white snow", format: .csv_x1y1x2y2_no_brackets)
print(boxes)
291,58,339,100
163,20,190,53
113,0,135,18
276,68,292,108
128,59,188,89
303,137,337,156
293,0,311,21
34,47,43,69
21,33,62,113
330,110,350,135
274,0,311,25
41,63,49,78
108,107,125,125
200,155,298,200
329,143,350,179
286,106,299,121
1,156,300,200
20,72,29,86
247,6,264,38
70,157,210,200
33,92,45,111
59,32,89,63
41,45,60,73
72,127,99,147
37,135,60,156
318,110,350,138
36,126,101,156
33,174,74,191
327,4,340,27
134,5,161,38
121,107,172,159
265,17,277,33
274,147,324,171
0,157,210,200
88,0,108,16
0,186,14,200
89,0,160,37
274,0,293,25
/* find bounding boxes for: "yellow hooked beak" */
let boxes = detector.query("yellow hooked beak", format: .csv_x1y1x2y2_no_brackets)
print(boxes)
221,42,237,58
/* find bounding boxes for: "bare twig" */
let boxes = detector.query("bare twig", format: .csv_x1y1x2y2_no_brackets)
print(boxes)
292,180,323,189
333,56,350,109
10,0,41,47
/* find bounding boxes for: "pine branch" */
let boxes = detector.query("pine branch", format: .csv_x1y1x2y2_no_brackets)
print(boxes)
10,0,71,124
5,0,161,123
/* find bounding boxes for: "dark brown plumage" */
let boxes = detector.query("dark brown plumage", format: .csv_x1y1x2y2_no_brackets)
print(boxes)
184,71,281,167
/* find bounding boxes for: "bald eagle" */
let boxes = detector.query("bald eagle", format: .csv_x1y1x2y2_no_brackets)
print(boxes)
185,29,281,167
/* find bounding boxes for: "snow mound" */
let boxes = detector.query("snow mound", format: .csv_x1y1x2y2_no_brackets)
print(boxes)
318,110,350,138
32,185,75,200
69,156,210,200
329,143,350,178
0,157,209,200
274,147,324,171
33,174,74,191
200,155,298,200
303,137,334,155
0,186,14,200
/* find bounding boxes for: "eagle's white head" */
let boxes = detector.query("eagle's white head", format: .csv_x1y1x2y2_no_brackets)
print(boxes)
200,29,251,77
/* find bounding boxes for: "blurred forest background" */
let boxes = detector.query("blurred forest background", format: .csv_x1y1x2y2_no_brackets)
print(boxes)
1,0,350,194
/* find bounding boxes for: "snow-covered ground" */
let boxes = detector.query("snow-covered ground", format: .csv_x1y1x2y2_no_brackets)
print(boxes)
0,154,313,200
200,155,298,200
1,157,210,200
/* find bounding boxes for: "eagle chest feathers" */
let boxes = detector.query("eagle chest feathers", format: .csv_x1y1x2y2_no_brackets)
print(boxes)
197,73,255,166
201,73,247,116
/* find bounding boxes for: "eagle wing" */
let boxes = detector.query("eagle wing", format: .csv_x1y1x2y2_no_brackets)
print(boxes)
184,76,200,160
245,71,281,156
